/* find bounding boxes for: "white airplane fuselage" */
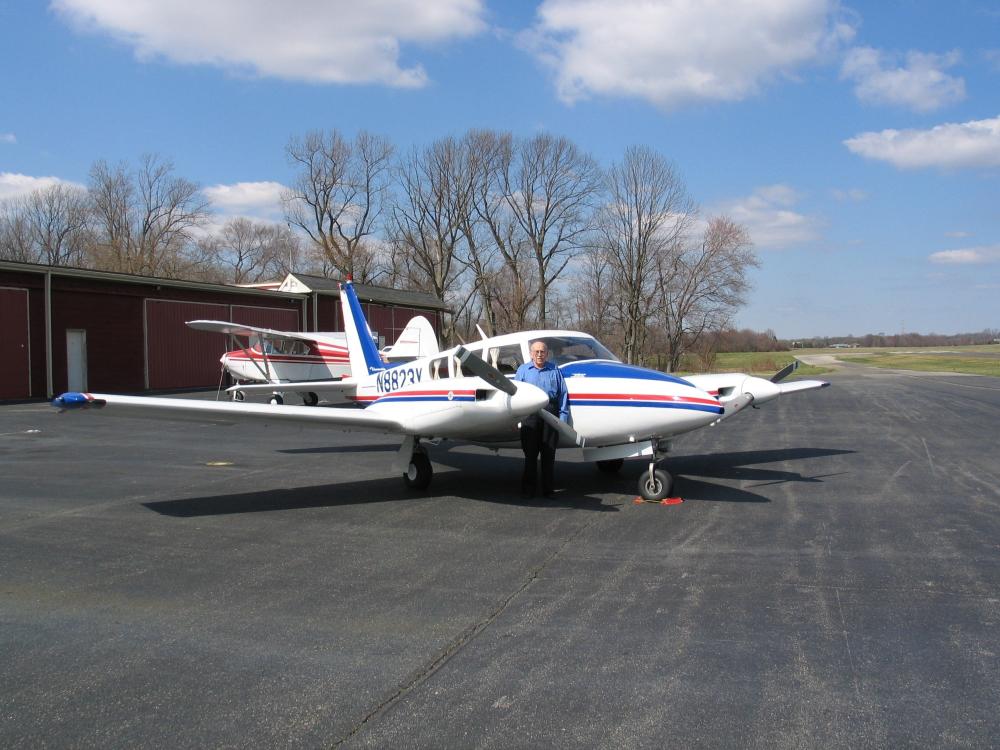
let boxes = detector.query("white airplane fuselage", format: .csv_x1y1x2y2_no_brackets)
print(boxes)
348,330,724,446
222,333,350,384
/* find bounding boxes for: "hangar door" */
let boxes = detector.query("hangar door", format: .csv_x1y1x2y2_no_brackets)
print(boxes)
145,300,229,389
0,287,30,399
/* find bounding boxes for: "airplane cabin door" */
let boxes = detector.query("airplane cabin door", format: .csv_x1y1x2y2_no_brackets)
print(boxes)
66,329,88,392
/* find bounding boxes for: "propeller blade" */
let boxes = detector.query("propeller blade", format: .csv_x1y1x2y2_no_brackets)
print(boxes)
770,360,799,383
454,346,517,396
537,409,587,448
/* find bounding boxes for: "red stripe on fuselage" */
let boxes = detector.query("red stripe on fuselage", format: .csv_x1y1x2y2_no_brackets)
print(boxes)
570,392,720,407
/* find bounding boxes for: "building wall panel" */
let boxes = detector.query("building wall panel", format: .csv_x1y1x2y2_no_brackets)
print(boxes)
146,300,229,389
231,305,299,331
50,290,145,394
0,288,31,398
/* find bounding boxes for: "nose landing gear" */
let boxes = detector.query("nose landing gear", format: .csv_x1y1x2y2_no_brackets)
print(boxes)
638,463,674,502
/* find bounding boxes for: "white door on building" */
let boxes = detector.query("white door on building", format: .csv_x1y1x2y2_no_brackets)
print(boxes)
66,329,88,392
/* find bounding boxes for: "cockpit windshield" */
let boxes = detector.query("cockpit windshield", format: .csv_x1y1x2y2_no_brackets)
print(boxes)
535,336,619,365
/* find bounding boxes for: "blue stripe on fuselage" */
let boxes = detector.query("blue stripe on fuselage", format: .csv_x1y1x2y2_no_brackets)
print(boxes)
560,361,696,387
570,398,722,414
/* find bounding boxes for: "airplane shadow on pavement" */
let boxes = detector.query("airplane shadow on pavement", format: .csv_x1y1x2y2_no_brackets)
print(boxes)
143,446,853,517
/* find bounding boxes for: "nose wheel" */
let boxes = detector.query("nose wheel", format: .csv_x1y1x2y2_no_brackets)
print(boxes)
638,464,673,502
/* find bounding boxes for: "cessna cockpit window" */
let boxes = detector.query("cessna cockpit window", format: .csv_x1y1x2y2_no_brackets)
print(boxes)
535,336,619,365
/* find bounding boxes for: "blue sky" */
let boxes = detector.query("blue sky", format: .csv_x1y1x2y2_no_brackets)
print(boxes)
2,0,998,338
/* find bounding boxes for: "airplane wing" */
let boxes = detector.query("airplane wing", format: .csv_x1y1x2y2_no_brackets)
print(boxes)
186,320,341,346
224,379,356,395
52,392,403,435
775,379,829,395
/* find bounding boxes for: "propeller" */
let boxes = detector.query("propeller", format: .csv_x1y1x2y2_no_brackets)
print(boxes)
770,360,799,383
455,346,586,447
537,409,586,447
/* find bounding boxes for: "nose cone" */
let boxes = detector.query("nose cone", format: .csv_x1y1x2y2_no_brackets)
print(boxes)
510,381,550,417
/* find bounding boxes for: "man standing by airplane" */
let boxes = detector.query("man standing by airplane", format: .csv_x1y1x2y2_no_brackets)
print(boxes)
515,340,570,498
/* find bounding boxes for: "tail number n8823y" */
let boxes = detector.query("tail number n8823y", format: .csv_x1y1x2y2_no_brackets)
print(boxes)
377,367,423,393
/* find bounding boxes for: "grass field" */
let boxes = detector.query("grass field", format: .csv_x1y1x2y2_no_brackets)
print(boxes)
672,344,1000,378
832,351,1000,376
675,351,831,378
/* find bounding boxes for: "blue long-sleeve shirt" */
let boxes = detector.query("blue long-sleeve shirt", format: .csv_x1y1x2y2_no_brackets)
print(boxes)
514,360,570,423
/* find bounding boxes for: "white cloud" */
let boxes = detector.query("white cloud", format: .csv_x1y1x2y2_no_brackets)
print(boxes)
831,187,868,202
841,47,965,112
202,181,286,220
844,115,1000,169
0,172,82,202
715,185,821,250
0,133,15,144
929,245,1000,264
52,0,486,87
521,0,853,108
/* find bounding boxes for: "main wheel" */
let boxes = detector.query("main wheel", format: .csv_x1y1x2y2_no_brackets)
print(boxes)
302,392,319,406
596,458,624,474
269,394,284,405
638,469,673,502
403,452,433,490
232,390,246,402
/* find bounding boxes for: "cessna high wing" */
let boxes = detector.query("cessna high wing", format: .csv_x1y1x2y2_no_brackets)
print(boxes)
187,313,438,406
52,280,829,501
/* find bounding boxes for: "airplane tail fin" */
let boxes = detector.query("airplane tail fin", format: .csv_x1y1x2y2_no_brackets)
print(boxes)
340,279,385,376
381,315,439,362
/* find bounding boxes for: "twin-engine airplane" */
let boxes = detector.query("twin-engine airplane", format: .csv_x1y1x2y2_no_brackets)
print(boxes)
187,314,438,406
52,280,829,501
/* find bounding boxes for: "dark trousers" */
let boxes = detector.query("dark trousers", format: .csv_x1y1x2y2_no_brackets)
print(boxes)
520,422,557,495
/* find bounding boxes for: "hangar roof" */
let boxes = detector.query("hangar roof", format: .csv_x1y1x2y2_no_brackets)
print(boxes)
277,273,447,311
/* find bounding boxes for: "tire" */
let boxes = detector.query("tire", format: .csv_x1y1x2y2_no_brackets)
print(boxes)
303,392,319,406
269,394,284,405
596,458,624,474
638,469,673,502
403,452,433,490
232,390,246,402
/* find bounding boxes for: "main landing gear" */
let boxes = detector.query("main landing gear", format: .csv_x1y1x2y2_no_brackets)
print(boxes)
398,437,433,490
404,449,432,490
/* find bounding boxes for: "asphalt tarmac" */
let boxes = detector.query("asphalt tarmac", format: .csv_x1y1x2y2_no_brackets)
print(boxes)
1,366,998,748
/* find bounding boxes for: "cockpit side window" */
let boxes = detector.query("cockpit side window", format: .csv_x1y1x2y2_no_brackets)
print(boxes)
493,344,524,374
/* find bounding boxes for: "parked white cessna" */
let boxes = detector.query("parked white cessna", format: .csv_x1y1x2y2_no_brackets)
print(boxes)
187,314,438,405
52,280,829,501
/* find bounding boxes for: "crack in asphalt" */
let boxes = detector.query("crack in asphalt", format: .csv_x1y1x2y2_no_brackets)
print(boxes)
331,511,602,748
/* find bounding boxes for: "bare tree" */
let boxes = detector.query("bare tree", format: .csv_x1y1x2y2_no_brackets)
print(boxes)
502,133,601,325
283,130,393,282
88,154,208,276
389,136,476,343
569,247,617,346
0,184,90,266
0,203,32,262
195,217,301,284
657,216,757,372
596,145,694,364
